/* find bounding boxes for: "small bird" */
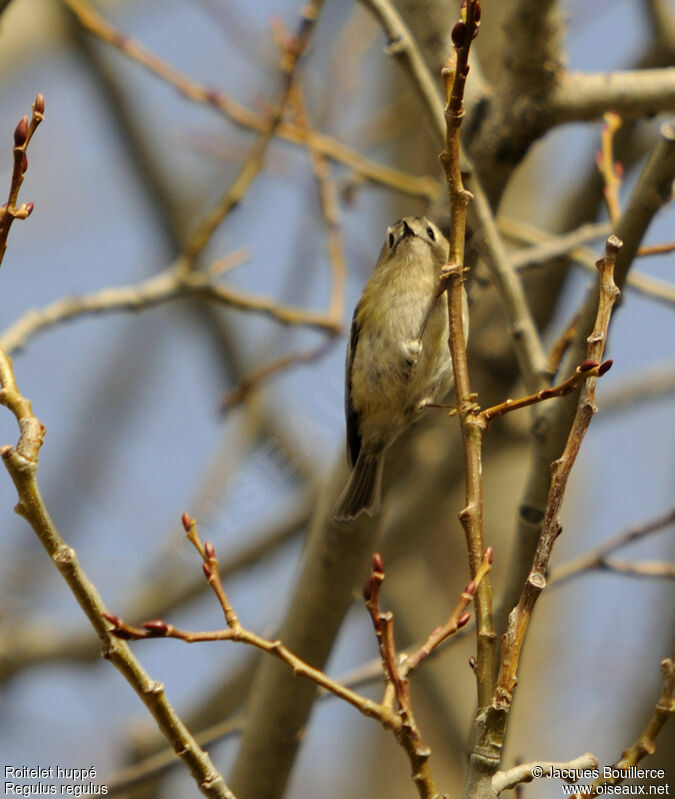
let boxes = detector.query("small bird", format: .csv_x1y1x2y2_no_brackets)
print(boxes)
333,216,467,523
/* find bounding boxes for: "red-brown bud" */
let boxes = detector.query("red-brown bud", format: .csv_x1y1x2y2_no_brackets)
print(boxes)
372,552,384,573
181,512,193,532
579,359,598,373
468,655,477,670
204,541,216,560
465,580,477,597
485,546,494,565
102,612,120,626
363,576,374,602
451,20,466,47
24,202,34,217
34,93,45,115
457,612,471,629
14,116,28,147
202,562,213,579
142,619,169,635
112,628,135,640
474,1,482,21
598,359,613,376
539,387,555,399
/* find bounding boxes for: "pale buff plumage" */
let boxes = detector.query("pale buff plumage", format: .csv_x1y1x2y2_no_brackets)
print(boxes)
333,217,468,523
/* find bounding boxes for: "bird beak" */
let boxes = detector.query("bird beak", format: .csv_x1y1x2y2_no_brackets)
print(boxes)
402,220,414,238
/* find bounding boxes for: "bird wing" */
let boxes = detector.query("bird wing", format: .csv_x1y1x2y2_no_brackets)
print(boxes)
345,305,361,468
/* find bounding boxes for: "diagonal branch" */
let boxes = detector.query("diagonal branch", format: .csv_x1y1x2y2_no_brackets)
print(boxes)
182,0,327,263
570,659,675,799
0,349,234,799
495,235,622,727
61,0,438,200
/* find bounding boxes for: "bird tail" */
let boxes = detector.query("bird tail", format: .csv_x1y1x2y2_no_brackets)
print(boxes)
332,452,384,523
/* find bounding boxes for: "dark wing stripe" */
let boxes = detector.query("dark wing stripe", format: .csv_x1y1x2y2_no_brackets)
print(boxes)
345,307,362,468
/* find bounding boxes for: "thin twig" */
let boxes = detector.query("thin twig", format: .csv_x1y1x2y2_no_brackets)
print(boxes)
105,528,403,729
546,311,581,377
478,359,612,426
505,219,675,307
492,753,599,795
495,235,622,721
0,94,44,270
358,0,445,141
0,495,313,681
289,83,346,322
504,220,612,270
361,0,549,395
401,547,493,677
105,616,467,796
637,241,675,256
221,339,337,412
439,0,496,712
469,177,549,393
105,609,392,722
596,557,675,578
570,659,675,799
601,365,675,416
597,112,623,225
549,508,675,586
0,349,233,799
494,123,675,734
183,0,326,263
0,257,341,355
62,0,438,200
361,553,439,798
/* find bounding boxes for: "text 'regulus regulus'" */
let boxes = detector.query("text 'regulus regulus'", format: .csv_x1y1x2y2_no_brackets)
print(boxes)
333,216,468,523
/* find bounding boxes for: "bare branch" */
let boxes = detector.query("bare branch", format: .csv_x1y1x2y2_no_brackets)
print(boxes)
61,0,439,200
0,349,233,799
440,0,497,713
496,236,622,717
549,508,675,586
505,219,675,306
183,0,326,263
492,753,599,795
469,178,551,393
550,68,675,124
0,94,44,270
358,0,445,140
570,659,675,799
0,257,341,356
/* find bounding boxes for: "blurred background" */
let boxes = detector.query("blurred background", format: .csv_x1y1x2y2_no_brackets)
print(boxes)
0,1,673,797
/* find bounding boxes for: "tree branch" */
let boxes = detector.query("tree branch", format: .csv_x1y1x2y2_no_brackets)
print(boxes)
492,753,599,795
550,68,675,125
571,659,675,799
0,349,234,799
0,256,341,355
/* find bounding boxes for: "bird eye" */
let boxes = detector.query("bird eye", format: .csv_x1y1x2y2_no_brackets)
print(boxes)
426,226,436,241
388,232,395,248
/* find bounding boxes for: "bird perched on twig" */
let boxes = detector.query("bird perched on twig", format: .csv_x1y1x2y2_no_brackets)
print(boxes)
333,216,468,523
